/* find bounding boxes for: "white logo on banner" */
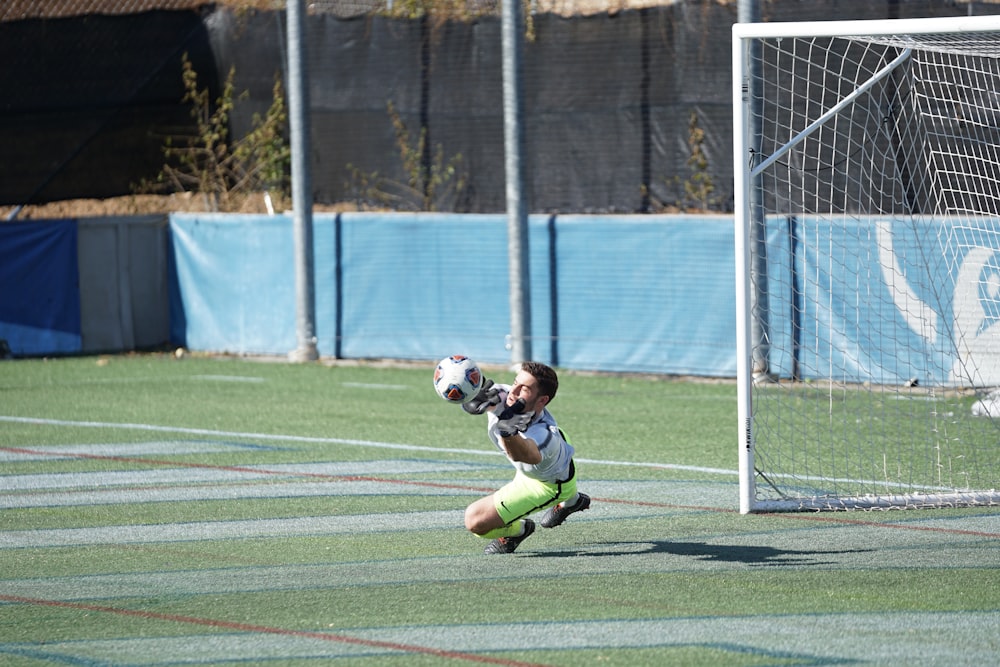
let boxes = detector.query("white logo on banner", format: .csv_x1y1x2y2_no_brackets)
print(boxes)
877,220,1000,387
950,246,1000,386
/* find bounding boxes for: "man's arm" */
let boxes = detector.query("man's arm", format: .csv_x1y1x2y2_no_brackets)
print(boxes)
493,400,542,464
497,432,542,464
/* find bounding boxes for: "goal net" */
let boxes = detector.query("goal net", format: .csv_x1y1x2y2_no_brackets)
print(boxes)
732,16,1000,512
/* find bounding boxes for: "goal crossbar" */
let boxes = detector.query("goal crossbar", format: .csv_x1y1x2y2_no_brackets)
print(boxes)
732,14,1000,40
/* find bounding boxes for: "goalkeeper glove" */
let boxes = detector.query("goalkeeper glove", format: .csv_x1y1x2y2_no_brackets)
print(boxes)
462,378,501,415
495,399,533,437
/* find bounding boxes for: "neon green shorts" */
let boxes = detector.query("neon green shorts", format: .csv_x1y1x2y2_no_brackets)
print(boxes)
493,464,578,525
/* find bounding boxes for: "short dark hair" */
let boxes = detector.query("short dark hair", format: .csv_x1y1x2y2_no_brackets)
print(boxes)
521,361,558,402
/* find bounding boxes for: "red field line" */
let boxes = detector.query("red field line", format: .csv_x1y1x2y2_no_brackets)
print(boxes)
0,594,552,667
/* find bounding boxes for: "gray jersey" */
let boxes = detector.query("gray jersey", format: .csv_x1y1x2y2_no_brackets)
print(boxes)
487,386,575,483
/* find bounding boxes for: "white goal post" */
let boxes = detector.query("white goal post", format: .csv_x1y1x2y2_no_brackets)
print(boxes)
733,16,1000,512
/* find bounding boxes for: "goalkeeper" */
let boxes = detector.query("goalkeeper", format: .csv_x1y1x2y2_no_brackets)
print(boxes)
462,361,590,554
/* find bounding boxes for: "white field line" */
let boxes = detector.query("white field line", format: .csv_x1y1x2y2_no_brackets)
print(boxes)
2,415,982,493
0,479,477,509
4,415,977,492
0,511,464,549
190,375,266,383
0,459,494,492
0,415,734,476
0,375,267,388
0,441,252,461
340,382,410,390
0,457,735,511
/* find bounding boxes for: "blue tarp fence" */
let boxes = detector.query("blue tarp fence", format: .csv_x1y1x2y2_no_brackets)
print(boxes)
168,213,737,376
7,212,1000,384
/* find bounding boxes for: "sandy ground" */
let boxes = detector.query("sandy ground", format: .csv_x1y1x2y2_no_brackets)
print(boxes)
1,193,360,221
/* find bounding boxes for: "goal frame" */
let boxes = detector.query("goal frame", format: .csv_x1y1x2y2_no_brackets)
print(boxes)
732,16,1000,514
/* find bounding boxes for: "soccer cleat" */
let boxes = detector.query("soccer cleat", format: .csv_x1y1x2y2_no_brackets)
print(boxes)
483,520,535,555
540,493,591,528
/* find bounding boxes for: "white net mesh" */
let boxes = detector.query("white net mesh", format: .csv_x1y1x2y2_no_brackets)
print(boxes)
738,20,1000,510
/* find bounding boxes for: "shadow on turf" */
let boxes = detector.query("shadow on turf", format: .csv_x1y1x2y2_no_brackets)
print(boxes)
527,540,871,565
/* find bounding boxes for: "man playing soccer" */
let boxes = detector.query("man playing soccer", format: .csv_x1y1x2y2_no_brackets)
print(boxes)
461,361,590,554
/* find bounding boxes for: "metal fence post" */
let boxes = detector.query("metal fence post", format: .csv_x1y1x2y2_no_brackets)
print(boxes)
287,0,318,362
503,0,531,365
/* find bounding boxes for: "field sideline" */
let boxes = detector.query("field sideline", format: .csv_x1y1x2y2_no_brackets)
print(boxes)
1,354,997,666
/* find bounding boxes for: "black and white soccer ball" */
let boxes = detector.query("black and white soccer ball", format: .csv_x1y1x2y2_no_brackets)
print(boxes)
433,355,484,404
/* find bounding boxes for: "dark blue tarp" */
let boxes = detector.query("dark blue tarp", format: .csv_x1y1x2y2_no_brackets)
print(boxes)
0,220,82,355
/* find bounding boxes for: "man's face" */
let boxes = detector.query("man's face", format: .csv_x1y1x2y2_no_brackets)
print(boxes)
507,370,549,413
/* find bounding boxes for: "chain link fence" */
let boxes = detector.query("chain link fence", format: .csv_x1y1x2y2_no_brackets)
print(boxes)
1,0,698,21
4,0,1000,217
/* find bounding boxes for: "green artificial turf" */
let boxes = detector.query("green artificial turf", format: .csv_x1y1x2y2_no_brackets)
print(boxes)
1,354,997,666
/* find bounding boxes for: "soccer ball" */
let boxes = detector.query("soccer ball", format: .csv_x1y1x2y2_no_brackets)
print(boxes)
433,355,484,404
